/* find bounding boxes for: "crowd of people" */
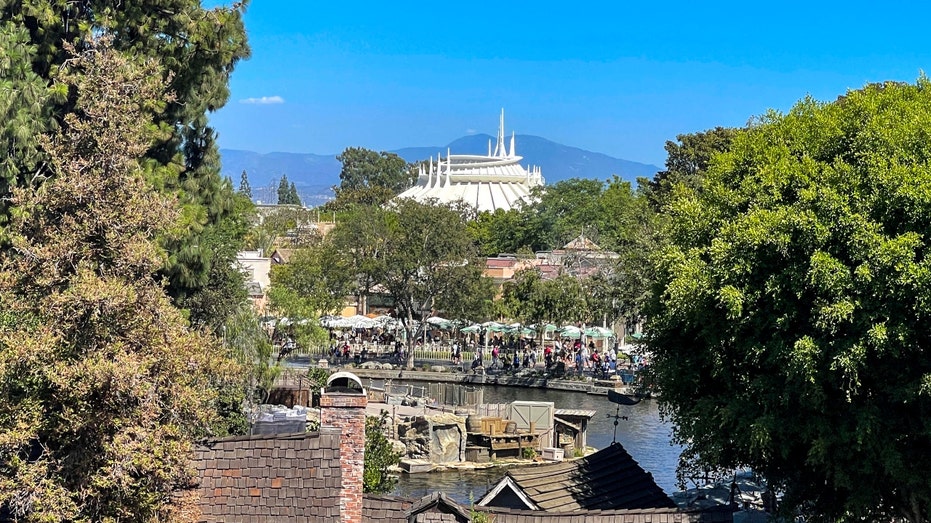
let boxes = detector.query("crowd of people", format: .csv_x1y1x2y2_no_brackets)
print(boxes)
274,322,649,379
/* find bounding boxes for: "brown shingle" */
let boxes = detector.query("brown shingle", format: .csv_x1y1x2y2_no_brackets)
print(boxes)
194,431,343,522
489,443,676,512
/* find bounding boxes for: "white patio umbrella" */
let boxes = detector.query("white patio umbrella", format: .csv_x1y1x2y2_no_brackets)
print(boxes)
355,317,379,329
319,315,341,328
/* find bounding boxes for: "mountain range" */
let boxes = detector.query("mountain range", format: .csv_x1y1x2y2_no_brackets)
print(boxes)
220,134,662,206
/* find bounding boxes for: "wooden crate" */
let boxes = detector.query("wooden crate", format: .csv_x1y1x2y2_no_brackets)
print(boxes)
481,417,502,435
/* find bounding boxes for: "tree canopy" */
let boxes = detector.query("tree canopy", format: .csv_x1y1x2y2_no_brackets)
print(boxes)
0,40,238,522
646,126,736,208
0,0,252,328
336,147,413,194
647,79,931,522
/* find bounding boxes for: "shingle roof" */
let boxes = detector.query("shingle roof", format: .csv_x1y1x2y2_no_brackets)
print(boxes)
491,443,676,512
193,429,343,522
363,494,415,522
359,493,726,523
474,505,719,523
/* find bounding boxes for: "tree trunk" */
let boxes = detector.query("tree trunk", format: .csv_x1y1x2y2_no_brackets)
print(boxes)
405,307,416,370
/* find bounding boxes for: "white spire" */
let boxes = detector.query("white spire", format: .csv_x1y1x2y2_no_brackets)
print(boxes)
488,138,492,157
509,131,516,157
496,108,506,157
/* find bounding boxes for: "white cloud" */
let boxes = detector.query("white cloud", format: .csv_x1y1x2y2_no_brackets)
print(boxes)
465,128,477,135
239,95,284,105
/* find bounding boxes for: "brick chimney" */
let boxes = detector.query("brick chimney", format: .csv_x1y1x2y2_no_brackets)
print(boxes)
320,372,367,523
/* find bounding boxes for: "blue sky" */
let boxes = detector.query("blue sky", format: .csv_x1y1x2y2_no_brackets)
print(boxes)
207,1,931,166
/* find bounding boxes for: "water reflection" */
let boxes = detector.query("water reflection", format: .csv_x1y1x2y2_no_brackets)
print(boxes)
391,383,683,505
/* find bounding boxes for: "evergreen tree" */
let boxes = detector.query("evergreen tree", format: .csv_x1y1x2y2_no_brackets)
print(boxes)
0,0,252,328
277,175,291,205
239,169,252,200
0,39,239,522
289,181,302,206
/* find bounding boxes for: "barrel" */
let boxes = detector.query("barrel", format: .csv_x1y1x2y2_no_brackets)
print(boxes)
466,415,482,433
505,421,517,434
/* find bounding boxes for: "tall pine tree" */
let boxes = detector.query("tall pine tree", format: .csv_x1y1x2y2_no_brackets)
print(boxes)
289,181,302,206
277,175,292,205
0,0,252,329
239,169,252,200
0,38,240,522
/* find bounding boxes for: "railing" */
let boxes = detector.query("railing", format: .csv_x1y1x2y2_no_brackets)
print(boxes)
474,403,510,419
291,343,496,366
425,383,483,407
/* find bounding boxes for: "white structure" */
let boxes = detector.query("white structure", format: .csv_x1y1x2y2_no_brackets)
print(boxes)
235,250,271,292
397,110,544,213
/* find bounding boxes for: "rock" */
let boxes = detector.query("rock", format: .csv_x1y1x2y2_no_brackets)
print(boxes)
395,413,467,464
430,365,448,373
390,439,407,455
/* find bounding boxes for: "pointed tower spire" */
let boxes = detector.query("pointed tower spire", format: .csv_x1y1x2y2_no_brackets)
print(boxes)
509,131,516,157
488,138,492,157
496,108,506,157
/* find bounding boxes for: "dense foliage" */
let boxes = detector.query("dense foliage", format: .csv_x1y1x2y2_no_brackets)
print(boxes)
0,0,252,329
0,41,238,522
363,413,402,494
648,80,931,522
326,147,414,210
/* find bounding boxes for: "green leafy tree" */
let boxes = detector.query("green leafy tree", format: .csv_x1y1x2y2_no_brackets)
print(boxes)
0,40,239,522
468,207,538,256
336,147,414,194
239,169,252,199
267,244,352,348
0,0,252,329
646,126,736,209
363,413,401,494
326,147,413,210
221,303,280,415
323,204,393,314
501,269,587,332
648,80,931,522
530,178,606,250
371,199,483,369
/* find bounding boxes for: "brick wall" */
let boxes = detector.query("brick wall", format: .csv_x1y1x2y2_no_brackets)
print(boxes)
320,391,367,523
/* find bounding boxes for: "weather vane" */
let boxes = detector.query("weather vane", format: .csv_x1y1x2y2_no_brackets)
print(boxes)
606,390,641,444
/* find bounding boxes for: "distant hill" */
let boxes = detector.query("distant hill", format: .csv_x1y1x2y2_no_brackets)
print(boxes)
220,135,660,205
219,149,339,206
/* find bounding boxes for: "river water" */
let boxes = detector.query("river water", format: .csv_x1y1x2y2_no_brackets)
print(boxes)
391,383,683,505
